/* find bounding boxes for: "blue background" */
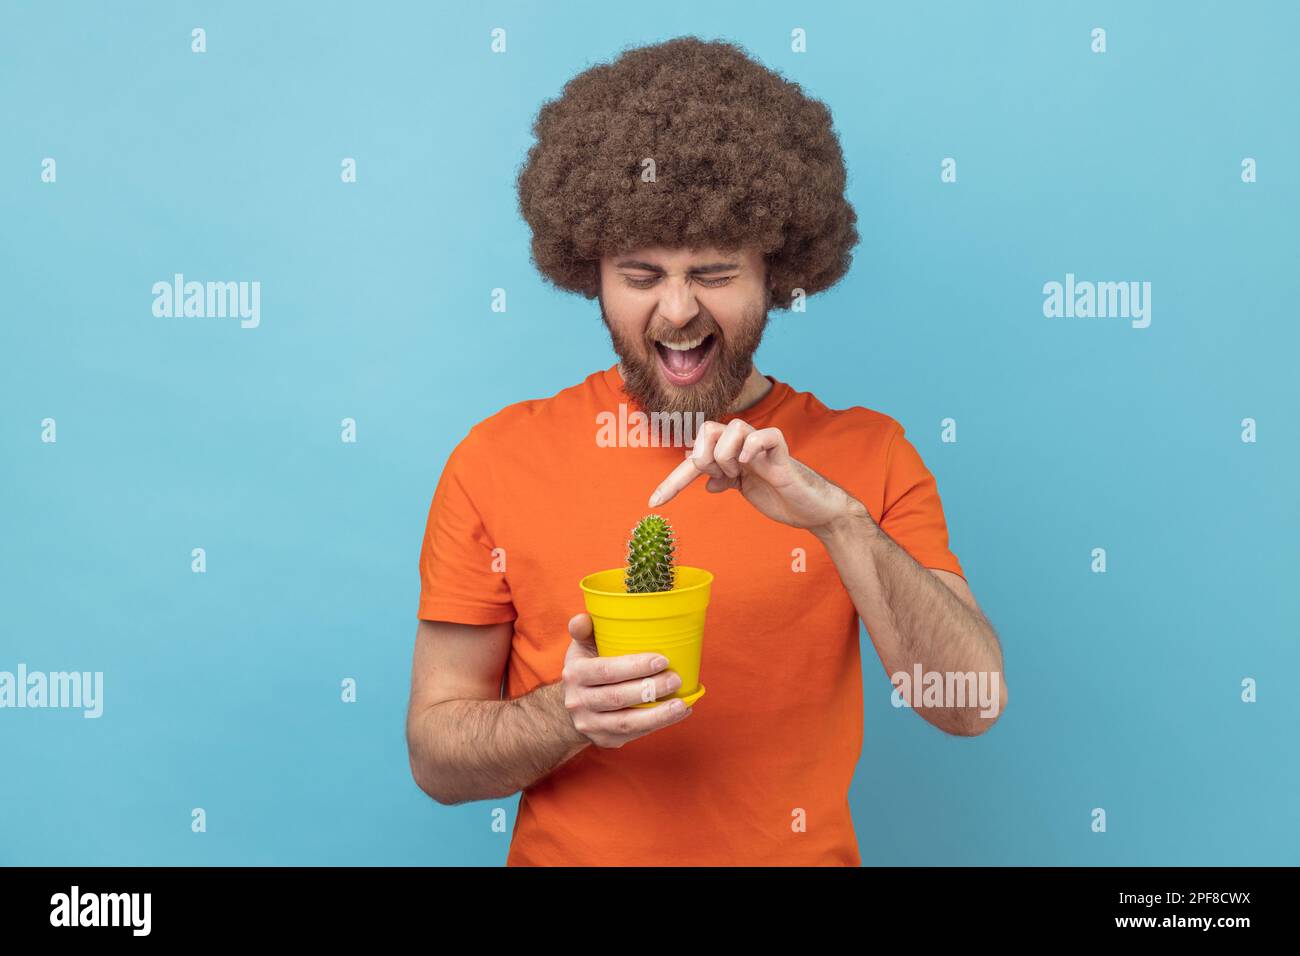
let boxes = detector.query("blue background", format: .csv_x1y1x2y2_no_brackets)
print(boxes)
2,0,1295,865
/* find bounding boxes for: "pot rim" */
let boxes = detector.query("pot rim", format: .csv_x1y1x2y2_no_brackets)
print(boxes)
580,566,713,598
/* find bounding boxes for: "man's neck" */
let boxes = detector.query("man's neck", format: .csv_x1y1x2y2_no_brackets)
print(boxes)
728,365,773,414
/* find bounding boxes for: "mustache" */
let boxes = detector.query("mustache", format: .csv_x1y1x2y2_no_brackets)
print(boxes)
645,325,718,347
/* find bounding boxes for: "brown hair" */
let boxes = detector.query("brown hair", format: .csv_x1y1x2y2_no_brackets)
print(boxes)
515,36,859,310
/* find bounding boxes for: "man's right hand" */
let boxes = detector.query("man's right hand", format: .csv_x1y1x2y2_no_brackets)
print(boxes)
560,612,692,749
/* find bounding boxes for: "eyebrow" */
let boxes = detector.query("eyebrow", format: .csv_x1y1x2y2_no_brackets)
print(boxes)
615,259,740,275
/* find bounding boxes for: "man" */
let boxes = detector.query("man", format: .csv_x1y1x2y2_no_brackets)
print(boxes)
407,36,1006,866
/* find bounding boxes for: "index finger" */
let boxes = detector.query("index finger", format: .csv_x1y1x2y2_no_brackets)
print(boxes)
647,454,707,507
574,650,670,687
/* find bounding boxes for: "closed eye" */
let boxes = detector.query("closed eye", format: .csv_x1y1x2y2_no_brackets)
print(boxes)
622,275,734,289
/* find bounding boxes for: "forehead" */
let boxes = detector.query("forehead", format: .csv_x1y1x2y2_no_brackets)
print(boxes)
605,245,759,267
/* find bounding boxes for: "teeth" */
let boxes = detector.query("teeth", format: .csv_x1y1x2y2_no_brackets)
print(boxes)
658,334,709,351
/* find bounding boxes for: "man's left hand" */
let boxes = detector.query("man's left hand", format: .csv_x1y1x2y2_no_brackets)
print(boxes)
647,419,865,536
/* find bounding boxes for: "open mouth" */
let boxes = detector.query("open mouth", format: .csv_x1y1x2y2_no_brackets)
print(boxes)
654,333,717,386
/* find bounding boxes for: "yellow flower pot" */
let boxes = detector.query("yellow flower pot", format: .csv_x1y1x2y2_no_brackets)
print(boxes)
578,566,712,708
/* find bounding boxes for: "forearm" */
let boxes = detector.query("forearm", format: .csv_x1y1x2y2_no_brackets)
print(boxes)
409,681,590,805
814,499,1005,735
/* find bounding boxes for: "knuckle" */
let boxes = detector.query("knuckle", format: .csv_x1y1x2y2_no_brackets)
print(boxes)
640,677,658,702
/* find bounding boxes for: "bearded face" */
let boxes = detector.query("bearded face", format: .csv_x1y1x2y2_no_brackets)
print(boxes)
597,245,771,423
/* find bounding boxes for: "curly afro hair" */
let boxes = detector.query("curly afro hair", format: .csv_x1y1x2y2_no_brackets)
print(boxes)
515,36,859,310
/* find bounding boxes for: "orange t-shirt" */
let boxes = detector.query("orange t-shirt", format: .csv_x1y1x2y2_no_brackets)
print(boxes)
417,363,964,866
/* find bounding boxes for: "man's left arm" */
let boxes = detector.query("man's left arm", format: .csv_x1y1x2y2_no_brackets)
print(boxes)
813,498,1006,736
647,417,1007,737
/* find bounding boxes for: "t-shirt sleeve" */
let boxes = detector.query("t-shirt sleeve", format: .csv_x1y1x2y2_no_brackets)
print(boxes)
417,429,518,625
879,423,966,581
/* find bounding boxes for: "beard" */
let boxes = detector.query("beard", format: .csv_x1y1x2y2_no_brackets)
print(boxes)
598,289,771,424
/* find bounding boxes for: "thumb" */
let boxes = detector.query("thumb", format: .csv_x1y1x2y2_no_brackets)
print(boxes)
567,612,596,655
706,475,738,493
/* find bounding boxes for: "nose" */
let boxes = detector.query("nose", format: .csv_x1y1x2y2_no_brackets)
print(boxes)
655,278,700,329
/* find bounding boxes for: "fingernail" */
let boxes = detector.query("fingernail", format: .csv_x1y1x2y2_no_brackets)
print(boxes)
652,656,668,669
648,491,662,507
671,700,685,713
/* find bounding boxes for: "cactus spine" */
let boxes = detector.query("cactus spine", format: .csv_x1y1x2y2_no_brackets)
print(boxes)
625,514,676,593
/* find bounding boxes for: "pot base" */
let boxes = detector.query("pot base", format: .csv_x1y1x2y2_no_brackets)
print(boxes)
631,682,706,709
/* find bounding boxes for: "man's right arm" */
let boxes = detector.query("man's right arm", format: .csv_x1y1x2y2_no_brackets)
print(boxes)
406,618,590,805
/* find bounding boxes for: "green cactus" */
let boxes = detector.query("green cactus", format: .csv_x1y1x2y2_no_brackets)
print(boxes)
625,514,677,593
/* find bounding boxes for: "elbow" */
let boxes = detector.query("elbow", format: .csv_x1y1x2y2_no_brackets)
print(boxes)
408,746,448,804
951,673,1007,737
407,724,490,806
407,716,457,805
410,753,464,806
